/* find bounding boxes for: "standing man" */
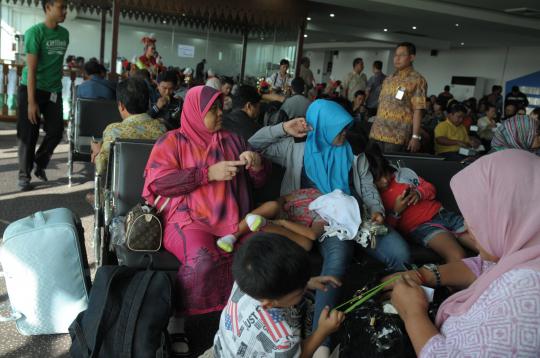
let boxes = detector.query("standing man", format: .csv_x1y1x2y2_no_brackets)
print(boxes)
342,57,367,103
365,60,386,118
299,57,316,93
369,42,427,152
267,59,292,94
17,0,69,190
195,58,206,82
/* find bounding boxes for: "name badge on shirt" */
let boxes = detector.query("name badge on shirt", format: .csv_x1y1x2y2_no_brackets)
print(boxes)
50,92,58,103
395,86,405,100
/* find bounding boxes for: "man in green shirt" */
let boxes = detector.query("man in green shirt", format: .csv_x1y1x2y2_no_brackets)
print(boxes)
17,0,69,190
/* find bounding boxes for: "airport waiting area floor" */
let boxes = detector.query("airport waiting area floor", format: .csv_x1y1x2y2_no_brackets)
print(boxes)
0,123,219,357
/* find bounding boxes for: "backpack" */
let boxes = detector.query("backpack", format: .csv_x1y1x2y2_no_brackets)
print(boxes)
263,101,288,127
69,265,173,358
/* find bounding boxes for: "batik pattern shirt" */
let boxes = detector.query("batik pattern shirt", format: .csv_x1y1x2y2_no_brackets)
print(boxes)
370,67,427,145
214,283,306,358
95,113,166,174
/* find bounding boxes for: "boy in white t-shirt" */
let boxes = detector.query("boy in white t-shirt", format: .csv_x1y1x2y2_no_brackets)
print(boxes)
211,233,344,358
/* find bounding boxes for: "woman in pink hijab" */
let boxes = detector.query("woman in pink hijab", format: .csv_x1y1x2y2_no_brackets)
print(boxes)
389,149,540,356
142,86,267,353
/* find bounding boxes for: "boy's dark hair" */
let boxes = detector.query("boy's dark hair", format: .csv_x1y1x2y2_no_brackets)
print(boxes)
291,77,305,94
354,90,366,98
447,102,467,114
157,70,178,86
279,59,290,67
364,142,396,181
353,57,363,67
221,76,234,86
41,0,56,11
347,126,369,155
373,60,383,70
396,42,416,55
116,78,149,115
512,86,519,92
444,85,450,91
232,233,311,300
486,103,497,111
83,60,101,76
233,85,261,109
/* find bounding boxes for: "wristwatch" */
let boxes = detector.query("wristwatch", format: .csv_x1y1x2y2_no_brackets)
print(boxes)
422,264,441,288
412,134,422,141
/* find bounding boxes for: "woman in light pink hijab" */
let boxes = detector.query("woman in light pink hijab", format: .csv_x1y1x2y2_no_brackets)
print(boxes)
389,149,540,357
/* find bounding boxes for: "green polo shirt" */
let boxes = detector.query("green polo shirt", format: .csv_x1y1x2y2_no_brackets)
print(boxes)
21,22,69,93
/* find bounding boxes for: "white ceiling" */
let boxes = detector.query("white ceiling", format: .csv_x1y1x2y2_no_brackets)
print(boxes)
305,0,540,48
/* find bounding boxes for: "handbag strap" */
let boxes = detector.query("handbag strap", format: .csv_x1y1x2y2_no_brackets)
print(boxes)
152,195,171,214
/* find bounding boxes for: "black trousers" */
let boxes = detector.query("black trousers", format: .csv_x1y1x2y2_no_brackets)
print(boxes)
17,85,63,181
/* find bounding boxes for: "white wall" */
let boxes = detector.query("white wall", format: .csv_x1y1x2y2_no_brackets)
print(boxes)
414,47,540,99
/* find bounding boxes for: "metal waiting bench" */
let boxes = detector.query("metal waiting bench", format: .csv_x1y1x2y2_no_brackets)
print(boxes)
93,138,180,271
67,98,122,186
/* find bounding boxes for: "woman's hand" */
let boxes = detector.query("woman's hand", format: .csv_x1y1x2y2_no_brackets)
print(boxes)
307,276,342,291
208,160,245,182
391,275,429,321
239,151,263,171
283,118,312,138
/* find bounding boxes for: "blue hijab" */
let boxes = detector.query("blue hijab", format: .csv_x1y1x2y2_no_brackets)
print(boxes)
304,100,354,194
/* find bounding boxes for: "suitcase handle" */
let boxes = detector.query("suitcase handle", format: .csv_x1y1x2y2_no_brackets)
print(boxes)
33,211,46,226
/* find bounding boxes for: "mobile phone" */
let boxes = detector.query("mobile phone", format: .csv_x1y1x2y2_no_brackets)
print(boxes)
403,187,411,196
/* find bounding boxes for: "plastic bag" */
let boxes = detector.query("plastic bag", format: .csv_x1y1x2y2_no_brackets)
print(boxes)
338,299,415,358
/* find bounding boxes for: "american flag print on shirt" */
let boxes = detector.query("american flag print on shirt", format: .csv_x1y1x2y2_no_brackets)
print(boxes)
224,300,241,336
257,307,292,343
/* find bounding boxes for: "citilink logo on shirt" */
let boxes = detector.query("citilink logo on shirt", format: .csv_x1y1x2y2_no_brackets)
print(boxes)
46,39,67,55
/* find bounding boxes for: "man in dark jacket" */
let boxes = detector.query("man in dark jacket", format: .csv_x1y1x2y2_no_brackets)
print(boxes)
149,71,182,130
222,85,261,140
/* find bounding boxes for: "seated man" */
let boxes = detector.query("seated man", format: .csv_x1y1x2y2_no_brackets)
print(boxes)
76,60,116,100
212,233,344,358
91,77,167,176
434,103,480,161
149,71,182,130
477,104,498,143
280,77,311,119
222,85,262,140
352,89,367,123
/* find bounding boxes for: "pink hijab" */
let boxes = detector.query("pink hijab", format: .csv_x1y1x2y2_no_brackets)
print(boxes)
436,149,540,326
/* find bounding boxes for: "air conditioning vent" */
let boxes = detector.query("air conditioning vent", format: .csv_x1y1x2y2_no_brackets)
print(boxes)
505,8,540,17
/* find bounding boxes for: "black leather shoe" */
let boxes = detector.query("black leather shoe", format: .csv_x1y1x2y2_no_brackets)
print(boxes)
34,168,48,182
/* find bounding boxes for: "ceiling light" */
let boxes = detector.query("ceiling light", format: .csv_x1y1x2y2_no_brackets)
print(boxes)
330,13,335,17
412,26,417,30
307,17,311,21
162,20,167,24
460,42,465,46
304,34,308,38
383,28,388,32
455,23,460,27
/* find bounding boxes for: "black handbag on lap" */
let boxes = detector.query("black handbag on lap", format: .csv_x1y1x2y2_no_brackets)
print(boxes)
124,195,170,252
